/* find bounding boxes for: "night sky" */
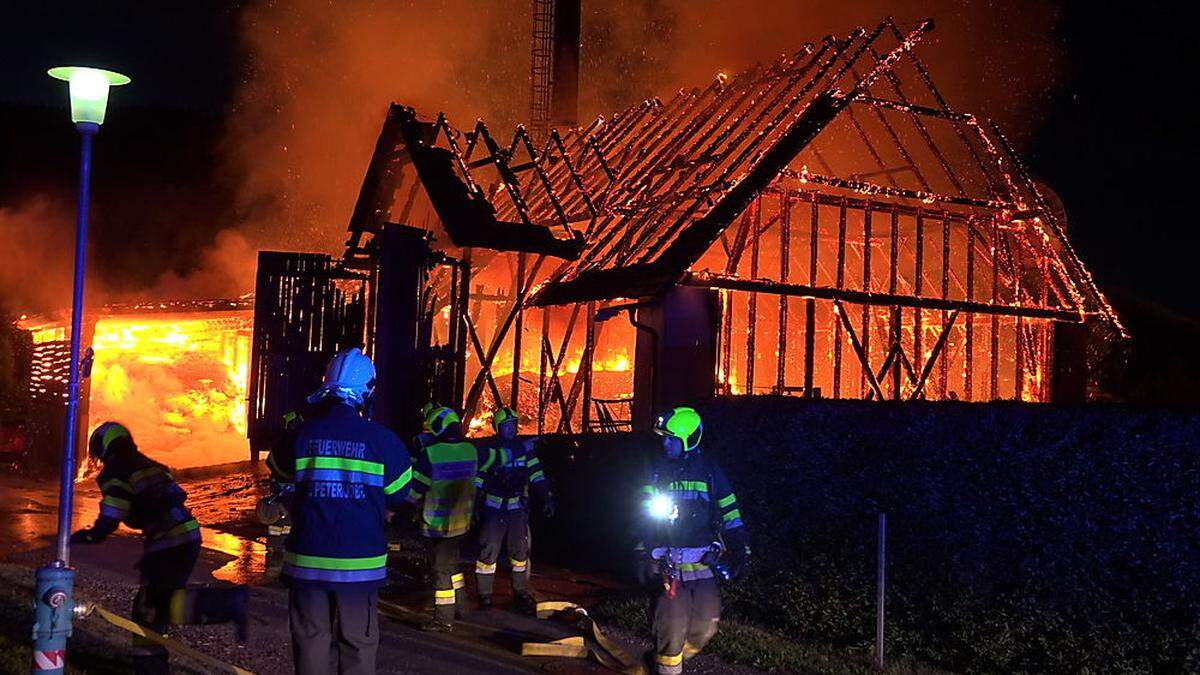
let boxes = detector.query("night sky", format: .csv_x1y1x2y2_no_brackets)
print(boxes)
1,2,1193,321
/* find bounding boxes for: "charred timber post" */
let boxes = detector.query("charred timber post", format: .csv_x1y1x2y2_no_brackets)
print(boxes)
372,225,432,438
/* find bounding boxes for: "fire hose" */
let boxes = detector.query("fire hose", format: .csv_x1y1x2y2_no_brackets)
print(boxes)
79,603,254,675
379,596,639,673
520,601,642,674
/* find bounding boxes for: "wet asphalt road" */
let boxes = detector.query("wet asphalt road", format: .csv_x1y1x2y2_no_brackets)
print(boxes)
0,466,760,674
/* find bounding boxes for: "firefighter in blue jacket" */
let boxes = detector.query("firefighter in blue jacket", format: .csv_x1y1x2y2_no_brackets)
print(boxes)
72,422,249,673
473,407,554,612
634,407,751,675
271,348,413,674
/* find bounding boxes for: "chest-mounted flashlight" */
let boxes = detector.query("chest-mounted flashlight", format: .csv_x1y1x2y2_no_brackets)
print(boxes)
648,494,678,522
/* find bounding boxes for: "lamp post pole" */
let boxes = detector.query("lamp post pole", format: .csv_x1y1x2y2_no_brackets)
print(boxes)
56,120,96,565
33,65,128,675
31,121,96,675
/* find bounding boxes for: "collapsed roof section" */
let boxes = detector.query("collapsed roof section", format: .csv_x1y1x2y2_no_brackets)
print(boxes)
342,16,1122,333
342,104,584,267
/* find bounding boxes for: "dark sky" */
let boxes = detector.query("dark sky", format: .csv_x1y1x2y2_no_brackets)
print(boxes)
1,2,1194,319
3,4,240,113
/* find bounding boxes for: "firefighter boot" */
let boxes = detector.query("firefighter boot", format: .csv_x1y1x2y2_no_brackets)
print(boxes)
421,618,454,633
513,590,538,616
174,585,251,643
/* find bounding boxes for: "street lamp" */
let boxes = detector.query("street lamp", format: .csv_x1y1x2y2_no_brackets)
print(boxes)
32,65,130,675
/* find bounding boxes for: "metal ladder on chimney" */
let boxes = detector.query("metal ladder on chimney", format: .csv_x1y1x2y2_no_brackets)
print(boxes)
530,0,555,140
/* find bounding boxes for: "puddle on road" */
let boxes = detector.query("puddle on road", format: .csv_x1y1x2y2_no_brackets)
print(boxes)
203,528,268,585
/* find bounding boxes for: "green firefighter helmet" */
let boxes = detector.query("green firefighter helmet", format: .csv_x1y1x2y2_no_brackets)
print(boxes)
491,407,519,431
420,401,440,420
424,405,461,438
653,407,703,452
88,421,132,461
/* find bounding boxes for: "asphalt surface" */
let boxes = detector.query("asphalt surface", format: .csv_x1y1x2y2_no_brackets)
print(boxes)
0,467,763,674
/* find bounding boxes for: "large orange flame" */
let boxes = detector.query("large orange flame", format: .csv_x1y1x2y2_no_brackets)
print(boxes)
23,311,253,469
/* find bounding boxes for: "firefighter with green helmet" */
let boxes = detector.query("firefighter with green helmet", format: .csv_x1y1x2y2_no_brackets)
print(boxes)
73,422,249,673
412,401,441,450
473,407,555,612
406,404,485,632
634,407,750,675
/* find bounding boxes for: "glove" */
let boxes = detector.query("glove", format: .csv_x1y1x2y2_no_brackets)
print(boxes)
542,497,556,519
699,541,723,566
727,546,751,581
70,529,97,544
634,555,659,587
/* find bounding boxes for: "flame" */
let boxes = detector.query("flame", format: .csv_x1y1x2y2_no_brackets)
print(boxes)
20,312,254,469
85,314,252,468
467,415,489,434
564,348,632,375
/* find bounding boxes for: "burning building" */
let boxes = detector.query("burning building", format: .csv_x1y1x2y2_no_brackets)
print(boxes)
246,16,1122,455
14,300,253,470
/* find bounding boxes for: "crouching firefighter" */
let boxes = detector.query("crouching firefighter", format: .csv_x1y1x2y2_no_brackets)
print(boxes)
276,348,413,674
406,405,483,632
473,407,555,612
634,407,751,675
72,422,249,674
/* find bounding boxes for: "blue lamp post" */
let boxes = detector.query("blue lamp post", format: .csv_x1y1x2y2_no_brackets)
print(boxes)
31,65,130,675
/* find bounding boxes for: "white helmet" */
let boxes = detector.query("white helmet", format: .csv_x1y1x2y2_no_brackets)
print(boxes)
308,347,377,405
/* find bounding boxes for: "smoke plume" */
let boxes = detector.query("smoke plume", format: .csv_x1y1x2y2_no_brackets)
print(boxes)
0,196,84,316
223,0,1063,259
222,0,530,256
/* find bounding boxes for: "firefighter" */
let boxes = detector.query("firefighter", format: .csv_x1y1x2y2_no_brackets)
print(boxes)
405,405,482,632
274,348,413,675
634,407,751,675
411,401,441,450
473,407,554,612
71,422,249,674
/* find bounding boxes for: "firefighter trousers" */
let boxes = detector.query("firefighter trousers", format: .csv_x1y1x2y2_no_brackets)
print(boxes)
429,535,468,622
475,507,530,598
133,540,247,674
289,587,379,675
652,576,722,675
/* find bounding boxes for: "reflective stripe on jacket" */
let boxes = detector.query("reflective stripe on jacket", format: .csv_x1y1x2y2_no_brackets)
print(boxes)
92,451,200,552
281,403,413,589
406,440,482,538
635,451,748,553
473,437,551,511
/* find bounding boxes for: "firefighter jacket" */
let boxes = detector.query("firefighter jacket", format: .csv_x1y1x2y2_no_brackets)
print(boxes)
406,439,483,538
276,402,413,589
635,450,749,581
473,437,552,511
88,449,200,554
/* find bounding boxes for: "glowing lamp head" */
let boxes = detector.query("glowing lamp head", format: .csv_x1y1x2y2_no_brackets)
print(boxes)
647,494,678,522
48,66,131,125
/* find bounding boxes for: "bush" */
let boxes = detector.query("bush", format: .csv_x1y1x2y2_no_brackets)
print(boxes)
534,398,1200,673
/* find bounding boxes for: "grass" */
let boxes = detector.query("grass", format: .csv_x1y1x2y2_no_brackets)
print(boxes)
589,590,952,674
0,563,214,675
